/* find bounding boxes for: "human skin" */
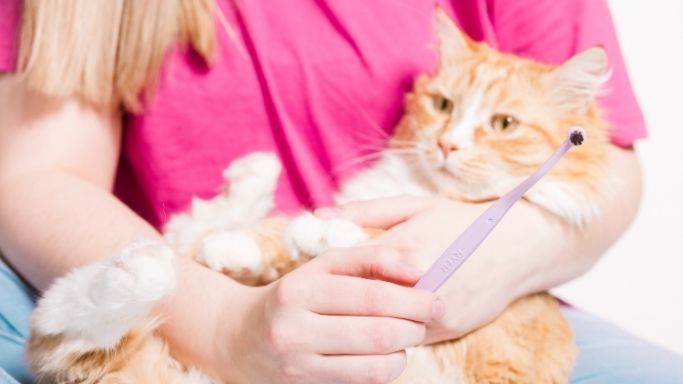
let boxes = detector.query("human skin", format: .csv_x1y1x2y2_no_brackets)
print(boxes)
0,72,642,381
318,144,641,343
0,76,441,384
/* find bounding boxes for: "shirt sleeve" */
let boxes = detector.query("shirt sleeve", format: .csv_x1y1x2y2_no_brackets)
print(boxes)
491,0,646,147
0,0,22,72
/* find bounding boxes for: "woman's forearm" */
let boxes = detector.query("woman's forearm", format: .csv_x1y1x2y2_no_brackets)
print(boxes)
0,171,159,289
506,145,642,298
419,145,642,341
0,79,252,380
0,169,248,378
338,145,643,342
433,145,642,304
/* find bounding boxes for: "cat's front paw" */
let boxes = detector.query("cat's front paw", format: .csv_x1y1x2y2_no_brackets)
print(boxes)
284,213,369,260
35,241,178,347
223,152,281,196
90,241,177,307
198,230,265,280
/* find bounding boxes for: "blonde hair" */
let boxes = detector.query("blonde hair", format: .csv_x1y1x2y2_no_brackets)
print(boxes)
18,0,217,111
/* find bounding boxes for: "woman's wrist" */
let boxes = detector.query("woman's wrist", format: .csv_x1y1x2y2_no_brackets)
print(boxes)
216,284,271,383
489,201,568,299
156,256,254,381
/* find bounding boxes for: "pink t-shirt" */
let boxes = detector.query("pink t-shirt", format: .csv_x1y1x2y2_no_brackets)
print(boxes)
0,0,646,228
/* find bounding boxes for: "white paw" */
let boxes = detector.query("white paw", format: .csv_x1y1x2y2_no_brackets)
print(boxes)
34,241,177,348
223,152,281,193
90,241,177,309
284,213,369,260
198,230,265,279
219,152,283,223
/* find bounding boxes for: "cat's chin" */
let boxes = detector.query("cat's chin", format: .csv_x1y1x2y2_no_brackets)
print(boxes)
424,168,502,203
446,193,499,204
415,162,486,198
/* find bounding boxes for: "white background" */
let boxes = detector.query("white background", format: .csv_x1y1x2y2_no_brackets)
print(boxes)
554,1,683,355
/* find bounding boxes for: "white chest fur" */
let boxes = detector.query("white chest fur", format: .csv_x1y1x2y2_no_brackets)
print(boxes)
335,153,434,204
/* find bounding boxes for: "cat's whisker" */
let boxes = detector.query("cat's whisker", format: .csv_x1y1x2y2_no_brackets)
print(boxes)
355,147,420,162
354,143,395,154
350,110,393,141
388,139,421,147
382,148,422,157
317,80,426,154
347,129,391,148
318,81,395,144
331,147,422,177
332,153,386,175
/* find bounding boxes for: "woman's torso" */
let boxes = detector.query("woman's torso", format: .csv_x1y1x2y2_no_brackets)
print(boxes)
111,0,645,228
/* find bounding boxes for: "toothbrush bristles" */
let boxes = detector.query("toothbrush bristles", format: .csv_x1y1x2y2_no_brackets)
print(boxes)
569,130,584,146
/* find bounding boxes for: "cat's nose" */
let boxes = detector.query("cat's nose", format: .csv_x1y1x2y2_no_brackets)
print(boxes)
438,138,459,158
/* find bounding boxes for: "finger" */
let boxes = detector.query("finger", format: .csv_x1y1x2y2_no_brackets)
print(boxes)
305,314,425,355
315,195,435,229
309,351,407,384
304,274,442,323
320,246,422,285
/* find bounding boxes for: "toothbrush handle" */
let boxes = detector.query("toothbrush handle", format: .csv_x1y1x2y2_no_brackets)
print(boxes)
412,199,511,292
413,139,573,292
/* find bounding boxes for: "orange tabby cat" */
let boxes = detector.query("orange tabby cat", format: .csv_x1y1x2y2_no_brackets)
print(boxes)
26,9,610,383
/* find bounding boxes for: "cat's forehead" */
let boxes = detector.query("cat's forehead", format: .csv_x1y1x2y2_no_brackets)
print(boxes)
429,52,546,100
451,57,520,83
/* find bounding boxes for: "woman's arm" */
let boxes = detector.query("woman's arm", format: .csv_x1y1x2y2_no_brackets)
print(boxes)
322,144,642,342
506,146,641,296
0,74,248,378
0,75,441,383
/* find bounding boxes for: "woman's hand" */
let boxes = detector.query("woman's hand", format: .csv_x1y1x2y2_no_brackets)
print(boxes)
316,196,559,343
316,147,641,344
220,246,445,384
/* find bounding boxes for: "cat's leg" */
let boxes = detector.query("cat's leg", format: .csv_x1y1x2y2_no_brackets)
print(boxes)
30,240,176,350
197,217,293,285
164,152,282,256
284,212,370,260
199,212,370,286
219,152,282,222
197,228,267,282
26,241,179,383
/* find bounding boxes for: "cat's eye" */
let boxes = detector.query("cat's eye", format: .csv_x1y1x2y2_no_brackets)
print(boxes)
490,114,519,132
433,95,454,113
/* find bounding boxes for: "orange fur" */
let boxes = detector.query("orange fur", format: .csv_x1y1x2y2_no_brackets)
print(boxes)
394,294,575,384
27,318,192,384
392,19,609,216
206,217,295,286
26,9,612,383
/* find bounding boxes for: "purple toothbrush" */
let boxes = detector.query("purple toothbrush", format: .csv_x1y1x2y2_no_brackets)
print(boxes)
414,127,586,292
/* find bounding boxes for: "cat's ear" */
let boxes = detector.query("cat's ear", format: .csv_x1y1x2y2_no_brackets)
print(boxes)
435,7,473,67
548,47,610,111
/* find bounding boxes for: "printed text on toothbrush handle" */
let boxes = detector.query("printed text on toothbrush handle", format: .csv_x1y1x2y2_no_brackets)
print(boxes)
440,249,466,274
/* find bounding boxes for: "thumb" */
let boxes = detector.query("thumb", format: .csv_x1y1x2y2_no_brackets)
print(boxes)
315,196,435,229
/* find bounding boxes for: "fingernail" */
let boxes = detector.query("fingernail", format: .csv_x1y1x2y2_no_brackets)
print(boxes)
431,298,445,321
314,207,343,219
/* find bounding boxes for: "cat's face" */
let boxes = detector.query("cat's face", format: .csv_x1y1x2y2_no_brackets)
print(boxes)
392,10,609,207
